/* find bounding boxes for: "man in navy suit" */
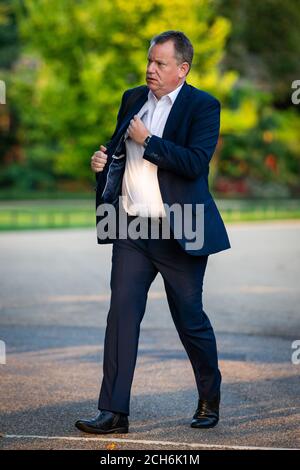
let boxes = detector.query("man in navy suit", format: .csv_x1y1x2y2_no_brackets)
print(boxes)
76,30,230,435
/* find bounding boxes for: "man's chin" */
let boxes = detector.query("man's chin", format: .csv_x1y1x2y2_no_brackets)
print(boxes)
146,79,158,90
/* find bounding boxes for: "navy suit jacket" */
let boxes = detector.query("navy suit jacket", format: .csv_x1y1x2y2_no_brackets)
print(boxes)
95,81,231,256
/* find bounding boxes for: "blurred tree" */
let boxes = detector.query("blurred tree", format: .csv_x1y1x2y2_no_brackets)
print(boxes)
214,0,300,196
11,0,249,188
0,0,22,189
0,0,19,68
2,0,299,196
218,0,300,105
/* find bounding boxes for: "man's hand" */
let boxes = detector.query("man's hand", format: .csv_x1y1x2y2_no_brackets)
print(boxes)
91,145,107,173
127,115,150,145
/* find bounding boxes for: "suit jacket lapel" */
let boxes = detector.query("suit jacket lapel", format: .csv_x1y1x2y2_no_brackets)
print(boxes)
116,88,149,137
112,81,191,148
162,81,191,140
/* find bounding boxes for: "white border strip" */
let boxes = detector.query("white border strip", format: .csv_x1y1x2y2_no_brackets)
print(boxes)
2,434,299,451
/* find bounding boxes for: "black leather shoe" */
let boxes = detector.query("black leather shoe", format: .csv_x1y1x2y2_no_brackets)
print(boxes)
75,410,129,434
190,392,220,429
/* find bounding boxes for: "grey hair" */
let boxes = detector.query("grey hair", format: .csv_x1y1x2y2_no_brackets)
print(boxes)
149,30,194,74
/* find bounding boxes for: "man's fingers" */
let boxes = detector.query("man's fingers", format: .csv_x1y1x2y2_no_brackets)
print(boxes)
91,158,106,167
93,160,106,166
91,148,108,173
91,160,106,173
93,150,107,160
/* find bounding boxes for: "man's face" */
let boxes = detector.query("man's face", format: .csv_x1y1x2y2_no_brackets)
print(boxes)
146,40,188,98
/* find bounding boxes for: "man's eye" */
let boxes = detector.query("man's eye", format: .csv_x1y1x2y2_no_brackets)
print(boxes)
147,60,165,66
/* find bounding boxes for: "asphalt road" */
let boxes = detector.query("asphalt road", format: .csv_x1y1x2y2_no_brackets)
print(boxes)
0,221,300,450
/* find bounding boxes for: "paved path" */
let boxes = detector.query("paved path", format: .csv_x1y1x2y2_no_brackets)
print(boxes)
0,221,299,450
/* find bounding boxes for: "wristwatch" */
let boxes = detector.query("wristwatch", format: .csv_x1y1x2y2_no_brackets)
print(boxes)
143,134,152,149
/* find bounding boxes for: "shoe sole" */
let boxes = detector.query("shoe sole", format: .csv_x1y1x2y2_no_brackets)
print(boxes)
75,423,129,434
190,421,219,429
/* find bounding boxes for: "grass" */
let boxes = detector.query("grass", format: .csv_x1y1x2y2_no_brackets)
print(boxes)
217,199,300,223
0,190,94,200
0,198,299,231
0,200,95,230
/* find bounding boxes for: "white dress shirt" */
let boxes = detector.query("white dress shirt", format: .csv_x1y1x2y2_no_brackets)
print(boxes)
121,81,185,217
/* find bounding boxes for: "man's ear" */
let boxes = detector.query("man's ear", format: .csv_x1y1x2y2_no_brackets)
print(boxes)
179,62,190,78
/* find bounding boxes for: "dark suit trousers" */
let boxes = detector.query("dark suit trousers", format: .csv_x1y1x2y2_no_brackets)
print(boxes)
98,216,221,416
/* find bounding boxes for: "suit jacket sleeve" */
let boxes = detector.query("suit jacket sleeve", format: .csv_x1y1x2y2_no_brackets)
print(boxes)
142,97,221,180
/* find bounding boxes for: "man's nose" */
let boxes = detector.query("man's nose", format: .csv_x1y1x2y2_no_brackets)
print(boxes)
147,62,156,74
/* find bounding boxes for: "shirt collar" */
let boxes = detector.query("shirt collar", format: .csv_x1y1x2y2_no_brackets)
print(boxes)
148,81,185,105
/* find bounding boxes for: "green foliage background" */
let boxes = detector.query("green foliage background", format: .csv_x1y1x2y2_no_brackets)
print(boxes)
0,0,299,196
